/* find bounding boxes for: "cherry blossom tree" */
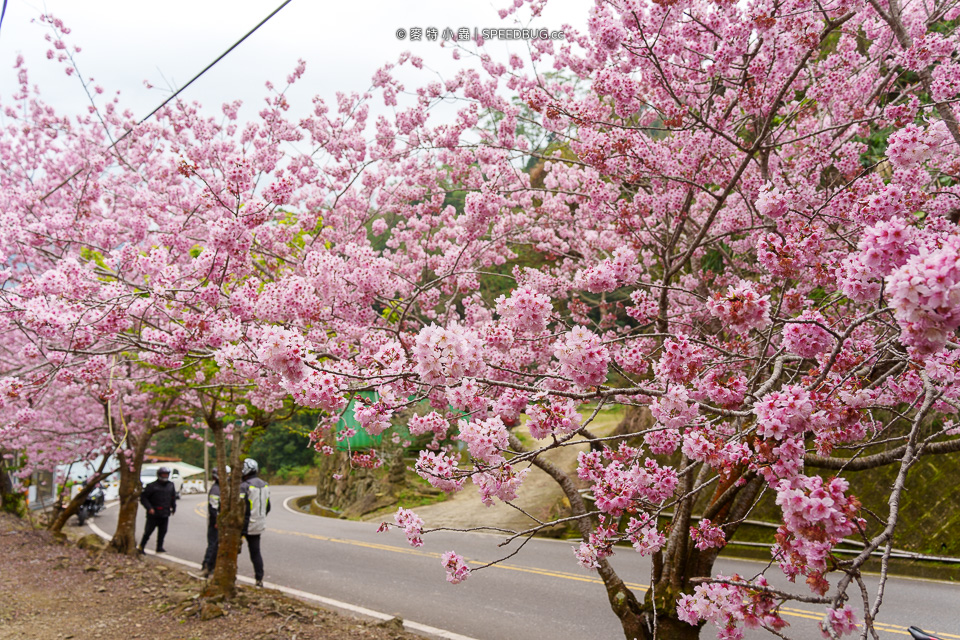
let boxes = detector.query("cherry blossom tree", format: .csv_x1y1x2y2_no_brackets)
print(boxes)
3,1,960,637
0,14,313,555
0,379,116,532
161,368,295,598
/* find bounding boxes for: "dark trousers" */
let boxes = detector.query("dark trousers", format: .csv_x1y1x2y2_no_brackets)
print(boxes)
140,514,169,550
245,534,263,581
202,521,218,570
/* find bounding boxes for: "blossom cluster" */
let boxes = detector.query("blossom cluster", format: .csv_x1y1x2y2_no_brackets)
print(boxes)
625,289,658,324
656,334,704,384
445,378,488,413
782,311,834,359
625,513,666,556
457,416,508,465
412,324,485,385
393,507,424,547
754,385,814,440
353,394,395,436
577,446,679,516
495,286,552,334
573,246,640,293
492,389,528,424
255,326,311,382
526,398,582,440
407,411,450,439
677,575,787,640
291,370,347,412
887,235,960,354
691,519,727,551
414,449,464,493
440,551,471,584
774,476,862,593
554,326,610,388
473,463,529,506
706,282,771,335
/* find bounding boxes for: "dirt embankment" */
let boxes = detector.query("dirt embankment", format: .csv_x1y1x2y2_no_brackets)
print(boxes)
0,513,419,640
366,408,627,536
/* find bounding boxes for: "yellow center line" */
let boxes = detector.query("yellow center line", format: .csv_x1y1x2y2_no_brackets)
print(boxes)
273,527,438,559
209,519,958,639
269,526,960,638
778,605,959,640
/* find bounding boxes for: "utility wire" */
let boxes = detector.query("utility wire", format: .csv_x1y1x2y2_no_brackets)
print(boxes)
0,0,8,39
39,0,294,203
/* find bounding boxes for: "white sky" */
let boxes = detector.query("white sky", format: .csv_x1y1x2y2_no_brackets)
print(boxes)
0,0,588,125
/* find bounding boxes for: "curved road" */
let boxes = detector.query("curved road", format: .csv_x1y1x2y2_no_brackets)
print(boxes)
87,486,960,640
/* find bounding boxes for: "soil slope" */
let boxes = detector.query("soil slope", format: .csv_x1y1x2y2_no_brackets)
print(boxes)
0,513,418,640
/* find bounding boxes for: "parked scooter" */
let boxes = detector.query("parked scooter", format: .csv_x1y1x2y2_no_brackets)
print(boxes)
909,626,944,640
76,483,105,526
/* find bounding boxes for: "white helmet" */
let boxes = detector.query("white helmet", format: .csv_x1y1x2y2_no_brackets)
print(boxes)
242,458,259,476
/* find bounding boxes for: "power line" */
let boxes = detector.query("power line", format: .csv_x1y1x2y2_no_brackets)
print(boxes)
0,0,8,39
39,0,294,203
137,0,293,127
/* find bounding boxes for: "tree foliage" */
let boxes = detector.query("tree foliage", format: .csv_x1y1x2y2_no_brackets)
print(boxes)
2,1,960,637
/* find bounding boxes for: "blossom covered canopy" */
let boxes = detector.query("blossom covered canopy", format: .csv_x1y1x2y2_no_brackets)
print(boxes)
2,0,960,638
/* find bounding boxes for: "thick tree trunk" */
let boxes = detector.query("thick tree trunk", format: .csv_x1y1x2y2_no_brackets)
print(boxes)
636,475,764,639
0,457,16,514
0,458,12,499
636,609,704,640
506,411,765,639
206,415,246,599
208,490,244,598
109,449,144,554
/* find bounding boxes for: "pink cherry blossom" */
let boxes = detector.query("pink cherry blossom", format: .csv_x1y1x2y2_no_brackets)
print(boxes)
706,282,771,335
554,326,610,388
440,551,470,584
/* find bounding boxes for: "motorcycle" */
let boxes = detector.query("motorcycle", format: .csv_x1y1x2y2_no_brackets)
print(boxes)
909,627,944,640
76,483,106,526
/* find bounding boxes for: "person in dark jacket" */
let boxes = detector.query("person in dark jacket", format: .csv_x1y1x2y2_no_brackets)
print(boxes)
200,466,227,577
138,466,177,554
239,458,270,587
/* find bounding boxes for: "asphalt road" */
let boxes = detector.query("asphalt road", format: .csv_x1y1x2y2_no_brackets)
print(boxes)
88,486,960,640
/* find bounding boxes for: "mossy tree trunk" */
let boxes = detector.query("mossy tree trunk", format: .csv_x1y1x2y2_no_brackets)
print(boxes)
206,412,268,599
109,434,150,554
205,414,239,598
634,473,763,639
0,454,24,516
508,406,764,639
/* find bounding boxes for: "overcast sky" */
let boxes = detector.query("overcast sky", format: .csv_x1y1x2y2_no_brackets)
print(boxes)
0,0,588,125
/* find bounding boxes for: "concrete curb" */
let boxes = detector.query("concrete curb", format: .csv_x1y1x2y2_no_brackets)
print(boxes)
87,498,477,640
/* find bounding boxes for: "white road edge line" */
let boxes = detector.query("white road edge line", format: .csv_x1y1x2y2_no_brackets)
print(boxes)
107,494,960,589
86,507,478,640
280,493,580,547
283,493,316,517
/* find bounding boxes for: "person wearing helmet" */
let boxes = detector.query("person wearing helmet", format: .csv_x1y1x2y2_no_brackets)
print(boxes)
239,458,270,587
200,465,229,577
138,466,178,554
